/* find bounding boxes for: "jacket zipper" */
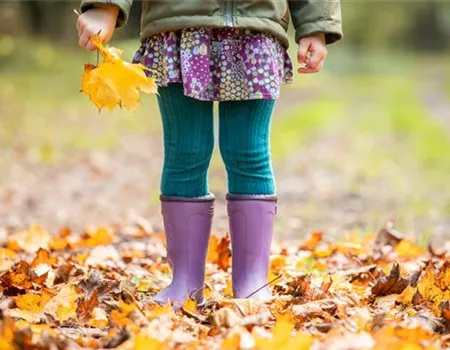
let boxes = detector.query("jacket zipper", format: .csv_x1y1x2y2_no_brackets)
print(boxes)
222,0,234,27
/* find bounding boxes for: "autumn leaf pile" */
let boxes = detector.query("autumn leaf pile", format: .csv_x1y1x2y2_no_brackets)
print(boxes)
81,36,157,112
0,221,450,349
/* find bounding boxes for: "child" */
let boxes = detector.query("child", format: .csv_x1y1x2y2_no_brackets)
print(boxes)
77,0,342,308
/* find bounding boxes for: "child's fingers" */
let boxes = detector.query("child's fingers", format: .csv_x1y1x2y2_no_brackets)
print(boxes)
297,59,325,74
86,40,97,52
297,39,311,63
78,29,89,48
307,47,327,70
76,18,82,36
79,29,96,51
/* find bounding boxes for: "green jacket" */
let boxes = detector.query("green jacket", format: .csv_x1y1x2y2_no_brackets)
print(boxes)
80,0,342,48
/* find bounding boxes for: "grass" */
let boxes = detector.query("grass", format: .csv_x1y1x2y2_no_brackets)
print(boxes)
271,98,346,160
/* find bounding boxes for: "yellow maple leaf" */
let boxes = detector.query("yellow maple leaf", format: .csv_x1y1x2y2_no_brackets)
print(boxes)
394,240,425,259
134,334,163,350
220,334,241,350
396,285,417,305
81,35,157,112
182,298,197,313
223,279,233,296
254,311,313,350
147,301,174,319
15,293,43,312
111,301,136,327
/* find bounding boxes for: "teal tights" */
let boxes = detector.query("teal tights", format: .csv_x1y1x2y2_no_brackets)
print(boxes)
157,84,276,197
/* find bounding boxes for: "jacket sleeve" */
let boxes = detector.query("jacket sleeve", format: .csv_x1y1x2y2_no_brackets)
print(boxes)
80,0,133,27
288,0,343,45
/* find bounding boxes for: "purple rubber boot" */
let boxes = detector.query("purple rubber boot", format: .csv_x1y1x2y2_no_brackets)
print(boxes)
227,194,277,300
153,194,214,309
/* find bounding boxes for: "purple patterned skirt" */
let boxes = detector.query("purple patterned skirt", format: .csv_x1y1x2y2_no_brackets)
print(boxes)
132,28,293,101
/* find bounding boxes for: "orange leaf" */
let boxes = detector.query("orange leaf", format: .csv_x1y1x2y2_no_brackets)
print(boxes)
301,231,323,251
207,235,231,271
0,261,33,290
31,248,58,267
110,301,135,327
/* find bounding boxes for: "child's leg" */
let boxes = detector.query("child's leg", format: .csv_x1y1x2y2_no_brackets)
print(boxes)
218,99,276,195
219,99,277,300
154,84,215,308
157,84,214,198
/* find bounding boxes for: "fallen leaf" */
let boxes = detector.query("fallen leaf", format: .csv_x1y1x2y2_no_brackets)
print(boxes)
220,299,269,318
372,221,405,260
15,293,42,312
209,308,242,328
44,284,81,322
0,261,34,290
77,291,99,320
111,301,135,327
31,248,58,267
7,225,51,254
301,231,323,251
394,240,426,259
371,263,419,297
220,333,240,350
134,334,163,350
254,311,313,350
207,235,231,271
88,307,109,328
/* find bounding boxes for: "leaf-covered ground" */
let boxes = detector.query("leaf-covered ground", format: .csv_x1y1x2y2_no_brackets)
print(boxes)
0,222,450,349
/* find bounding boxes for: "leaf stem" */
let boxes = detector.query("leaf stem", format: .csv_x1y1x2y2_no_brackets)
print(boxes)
245,274,283,299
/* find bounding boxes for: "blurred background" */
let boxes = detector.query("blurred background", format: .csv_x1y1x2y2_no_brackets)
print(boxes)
1,1,450,241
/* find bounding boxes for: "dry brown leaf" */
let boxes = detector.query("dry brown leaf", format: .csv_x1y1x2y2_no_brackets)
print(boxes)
43,284,81,322
220,299,269,318
371,263,419,297
291,299,338,319
209,308,242,329
372,221,405,260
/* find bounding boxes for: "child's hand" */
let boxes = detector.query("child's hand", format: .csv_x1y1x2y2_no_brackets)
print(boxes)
77,4,119,52
297,33,327,74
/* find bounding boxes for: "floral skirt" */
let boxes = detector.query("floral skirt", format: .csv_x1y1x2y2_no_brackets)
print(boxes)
132,28,293,101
